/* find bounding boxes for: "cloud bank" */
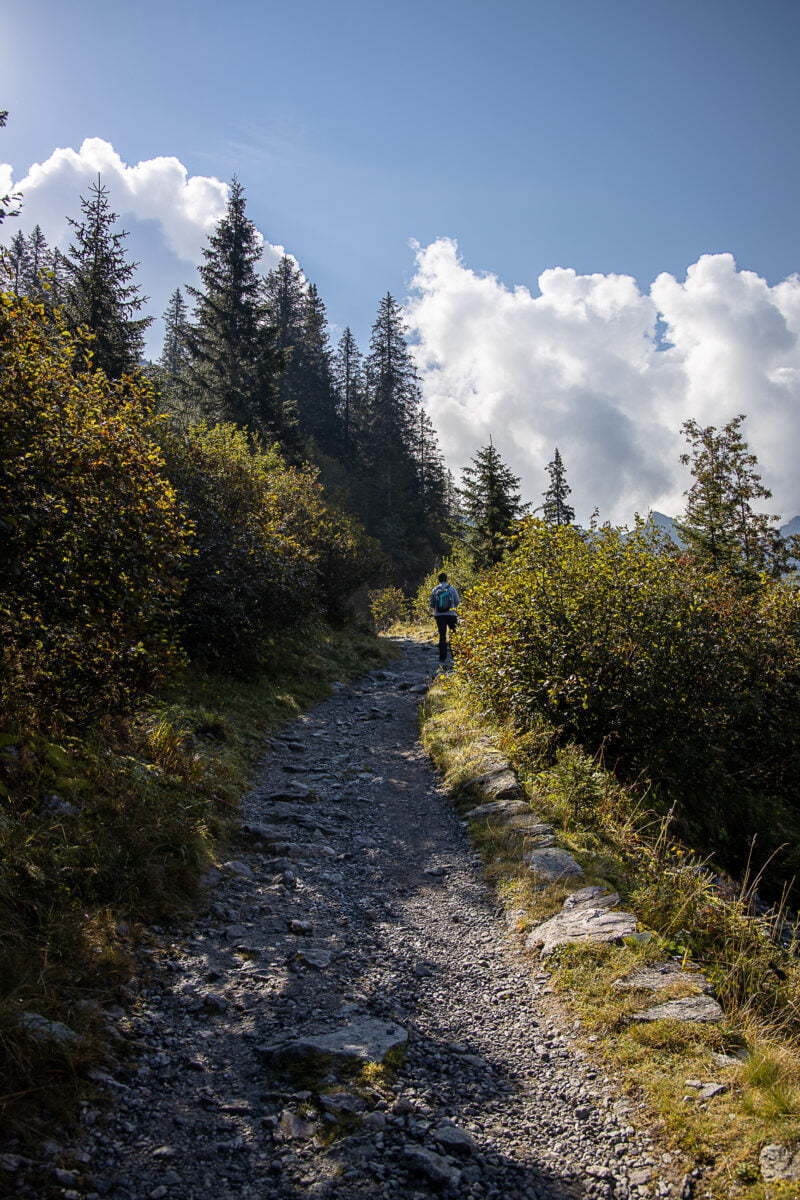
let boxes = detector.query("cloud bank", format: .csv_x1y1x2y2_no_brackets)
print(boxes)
1,139,286,354
407,239,800,524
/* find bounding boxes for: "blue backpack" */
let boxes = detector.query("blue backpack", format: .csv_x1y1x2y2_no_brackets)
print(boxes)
434,584,454,613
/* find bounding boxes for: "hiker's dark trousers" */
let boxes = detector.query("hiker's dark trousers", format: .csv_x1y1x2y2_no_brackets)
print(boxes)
435,614,458,662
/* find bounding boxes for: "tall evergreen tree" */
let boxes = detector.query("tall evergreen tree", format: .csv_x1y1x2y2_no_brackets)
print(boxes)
460,440,526,569
541,447,574,526
6,231,29,293
186,179,283,436
25,225,52,300
678,415,797,578
62,176,151,377
298,282,339,447
333,327,364,452
160,287,190,379
263,254,306,442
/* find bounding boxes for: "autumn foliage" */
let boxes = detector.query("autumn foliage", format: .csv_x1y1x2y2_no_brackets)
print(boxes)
0,293,190,724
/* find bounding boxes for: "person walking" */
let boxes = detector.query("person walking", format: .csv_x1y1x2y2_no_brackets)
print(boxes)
430,572,460,664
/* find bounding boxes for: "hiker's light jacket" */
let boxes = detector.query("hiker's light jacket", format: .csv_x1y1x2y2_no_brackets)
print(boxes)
430,583,460,615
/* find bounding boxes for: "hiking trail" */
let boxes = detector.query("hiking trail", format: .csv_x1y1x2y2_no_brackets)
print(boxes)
42,639,688,1200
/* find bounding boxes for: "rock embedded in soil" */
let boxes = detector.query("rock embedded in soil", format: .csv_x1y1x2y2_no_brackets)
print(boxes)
257,1018,408,1068
632,995,724,1023
524,846,585,882
402,1145,462,1187
759,1142,800,1182
613,963,714,995
19,1012,80,1047
525,887,637,956
463,799,530,821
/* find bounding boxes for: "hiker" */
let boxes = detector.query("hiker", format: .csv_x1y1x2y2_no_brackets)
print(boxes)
430,572,460,663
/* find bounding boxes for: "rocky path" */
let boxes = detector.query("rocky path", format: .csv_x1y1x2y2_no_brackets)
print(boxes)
55,640,686,1200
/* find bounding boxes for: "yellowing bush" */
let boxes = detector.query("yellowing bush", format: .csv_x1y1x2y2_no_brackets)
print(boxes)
458,518,800,888
0,293,190,725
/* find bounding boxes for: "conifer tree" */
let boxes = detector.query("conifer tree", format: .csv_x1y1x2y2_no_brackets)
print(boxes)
263,254,306,442
26,225,52,299
460,440,526,569
187,179,283,436
298,282,339,447
63,176,151,376
541,447,574,526
157,287,195,423
6,231,29,293
333,327,364,451
678,415,797,578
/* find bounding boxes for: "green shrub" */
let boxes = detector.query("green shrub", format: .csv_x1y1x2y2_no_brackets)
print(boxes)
0,292,190,727
458,517,800,888
161,423,381,660
369,586,408,632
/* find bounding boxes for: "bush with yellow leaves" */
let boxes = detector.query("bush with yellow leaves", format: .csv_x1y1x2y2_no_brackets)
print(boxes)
0,292,191,727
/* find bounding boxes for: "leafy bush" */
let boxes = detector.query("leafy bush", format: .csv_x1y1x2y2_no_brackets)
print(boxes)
161,423,381,660
0,292,190,727
369,586,408,632
458,518,800,886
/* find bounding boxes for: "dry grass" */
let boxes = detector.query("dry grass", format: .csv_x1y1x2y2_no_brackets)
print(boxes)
421,670,800,1199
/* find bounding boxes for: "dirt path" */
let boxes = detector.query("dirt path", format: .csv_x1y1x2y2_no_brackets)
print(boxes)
49,639,686,1200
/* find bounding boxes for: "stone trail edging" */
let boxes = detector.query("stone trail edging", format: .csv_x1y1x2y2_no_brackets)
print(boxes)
448,743,722,1026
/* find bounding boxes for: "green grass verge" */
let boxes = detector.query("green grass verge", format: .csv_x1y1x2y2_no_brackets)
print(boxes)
421,670,800,1200
0,624,393,1140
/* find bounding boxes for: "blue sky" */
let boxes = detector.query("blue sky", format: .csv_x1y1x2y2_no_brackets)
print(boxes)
4,0,800,520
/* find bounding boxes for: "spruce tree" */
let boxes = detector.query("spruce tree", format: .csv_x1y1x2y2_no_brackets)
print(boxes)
460,440,526,569
298,282,339,448
158,287,195,423
26,225,52,300
186,179,283,436
333,327,364,451
677,415,796,578
6,231,30,293
263,254,306,442
63,176,151,376
541,447,574,526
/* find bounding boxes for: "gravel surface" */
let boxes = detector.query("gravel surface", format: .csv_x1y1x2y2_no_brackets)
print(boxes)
22,639,690,1200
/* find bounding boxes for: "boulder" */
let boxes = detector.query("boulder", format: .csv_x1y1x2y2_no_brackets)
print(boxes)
632,995,724,1023
258,1018,408,1068
432,1123,476,1156
258,787,320,804
525,887,636,956
473,767,523,801
525,846,584,881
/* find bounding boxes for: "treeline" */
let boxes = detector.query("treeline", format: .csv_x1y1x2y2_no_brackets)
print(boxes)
6,178,453,585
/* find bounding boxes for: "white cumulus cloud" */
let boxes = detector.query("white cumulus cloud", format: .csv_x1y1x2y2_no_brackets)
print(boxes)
406,239,800,524
0,138,286,354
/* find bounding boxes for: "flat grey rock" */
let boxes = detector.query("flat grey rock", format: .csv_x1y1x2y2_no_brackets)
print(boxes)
473,767,523,801
402,1145,461,1186
525,846,584,881
280,841,337,861
632,994,724,1023
19,1012,80,1047
432,1122,476,1156
526,889,636,956
295,948,333,969
614,962,713,995
463,799,529,821
258,1018,408,1067
760,1143,800,1182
